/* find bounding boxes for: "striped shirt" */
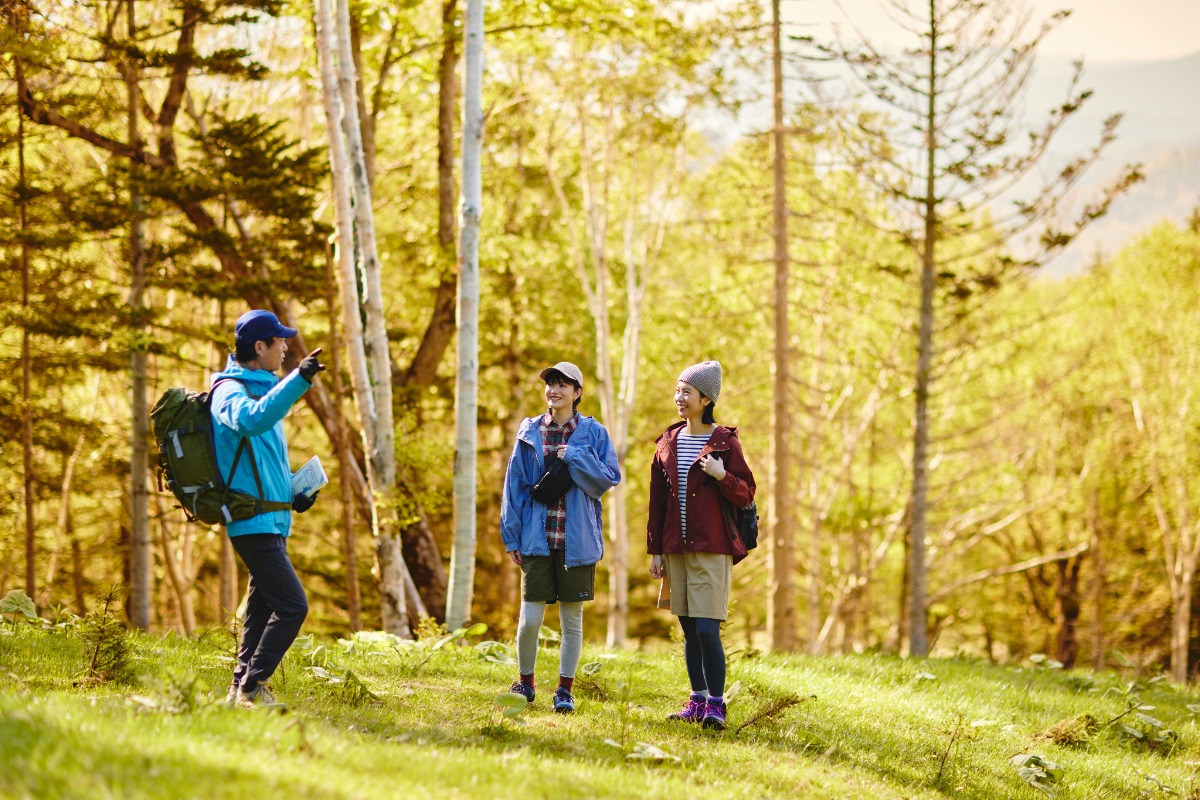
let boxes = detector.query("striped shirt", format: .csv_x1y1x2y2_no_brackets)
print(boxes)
676,431,711,541
540,412,577,549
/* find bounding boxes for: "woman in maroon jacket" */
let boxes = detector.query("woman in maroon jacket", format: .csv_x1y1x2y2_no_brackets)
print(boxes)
647,360,756,731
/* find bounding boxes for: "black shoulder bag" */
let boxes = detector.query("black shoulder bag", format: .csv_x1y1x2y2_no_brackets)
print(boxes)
531,452,574,504
722,496,760,551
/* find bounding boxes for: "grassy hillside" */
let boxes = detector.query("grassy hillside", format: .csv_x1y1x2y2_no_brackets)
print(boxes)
1,613,1198,800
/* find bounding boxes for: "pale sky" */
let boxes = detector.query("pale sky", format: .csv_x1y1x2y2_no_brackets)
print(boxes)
785,0,1200,63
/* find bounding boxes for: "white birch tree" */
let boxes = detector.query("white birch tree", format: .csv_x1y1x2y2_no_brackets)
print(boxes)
445,0,484,630
316,0,410,635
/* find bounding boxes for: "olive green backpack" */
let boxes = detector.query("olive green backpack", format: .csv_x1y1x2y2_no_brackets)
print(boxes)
150,378,291,525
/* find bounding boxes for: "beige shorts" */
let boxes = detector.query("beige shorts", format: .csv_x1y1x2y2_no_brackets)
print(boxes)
657,552,733,620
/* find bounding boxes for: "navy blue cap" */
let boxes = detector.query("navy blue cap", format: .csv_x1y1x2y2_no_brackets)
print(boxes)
235,309,298,343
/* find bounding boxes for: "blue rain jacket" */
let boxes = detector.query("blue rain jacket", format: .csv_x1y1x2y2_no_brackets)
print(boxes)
209,355,312,537
500,414,622,568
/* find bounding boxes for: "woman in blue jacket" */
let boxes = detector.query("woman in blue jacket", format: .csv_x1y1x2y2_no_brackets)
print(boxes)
499,362,621,714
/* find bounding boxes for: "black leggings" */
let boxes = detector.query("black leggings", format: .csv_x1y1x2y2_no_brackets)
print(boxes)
678,615,725,697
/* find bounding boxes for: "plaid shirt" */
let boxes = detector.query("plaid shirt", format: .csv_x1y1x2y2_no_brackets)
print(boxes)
540,412,578,549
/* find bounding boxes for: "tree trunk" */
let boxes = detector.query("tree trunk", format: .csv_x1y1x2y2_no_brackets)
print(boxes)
438,0,459,250
218,537,238,621
768,0,796,652
318,0,410,635
1054,555,1084,668
333,0,408,634
605,185,653,650
384,7,463,570
907,1,938,658
844,526,864,653
325,246,362,631
18,55,36,606
207,301,239,623
347,11,374,190
157,506,196,636
1171,566,1194,684
1088,488,1105,670
70,503,86,616
499,280,523,609
125,0,152,629
446,0,484,630
805,293,829,654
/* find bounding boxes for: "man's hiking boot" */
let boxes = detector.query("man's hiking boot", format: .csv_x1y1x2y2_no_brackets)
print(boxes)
552,687,576,714
667,693,706,723
701,698,727,731
508,681,535,705
236,684,287,712
224,684,238,706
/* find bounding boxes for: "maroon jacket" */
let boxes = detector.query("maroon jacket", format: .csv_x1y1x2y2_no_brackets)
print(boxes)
646,422,756,561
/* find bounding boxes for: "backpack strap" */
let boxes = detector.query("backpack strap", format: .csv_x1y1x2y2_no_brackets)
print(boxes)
213,377,293,519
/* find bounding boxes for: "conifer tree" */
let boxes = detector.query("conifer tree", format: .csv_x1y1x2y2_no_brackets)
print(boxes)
811,0,1141,656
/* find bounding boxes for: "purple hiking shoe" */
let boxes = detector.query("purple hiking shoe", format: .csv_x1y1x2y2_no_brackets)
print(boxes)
702,698,727,731
667,692,707,723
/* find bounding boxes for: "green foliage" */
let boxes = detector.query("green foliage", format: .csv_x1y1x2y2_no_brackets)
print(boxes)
575,659,608,700
1011,754,1065,796
1117,710,1180,754
0,591,37,625
492,691,529,726
473,640,516,667
1029,654,1065,671
308,666,381,707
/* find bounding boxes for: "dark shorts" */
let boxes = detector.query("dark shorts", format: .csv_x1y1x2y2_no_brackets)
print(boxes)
521,549,596,604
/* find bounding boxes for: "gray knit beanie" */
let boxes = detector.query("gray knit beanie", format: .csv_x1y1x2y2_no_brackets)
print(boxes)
678,360,722,403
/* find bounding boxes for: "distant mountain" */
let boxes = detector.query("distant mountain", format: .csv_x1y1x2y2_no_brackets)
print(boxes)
1028,52,1200,274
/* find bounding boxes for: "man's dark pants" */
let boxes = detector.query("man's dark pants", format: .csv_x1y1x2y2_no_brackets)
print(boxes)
229,533,308,691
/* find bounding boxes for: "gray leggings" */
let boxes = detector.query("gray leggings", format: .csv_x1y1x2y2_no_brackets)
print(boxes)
516,600,584,679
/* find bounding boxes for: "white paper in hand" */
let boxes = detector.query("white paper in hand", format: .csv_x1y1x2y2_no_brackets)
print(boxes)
291,456,329,498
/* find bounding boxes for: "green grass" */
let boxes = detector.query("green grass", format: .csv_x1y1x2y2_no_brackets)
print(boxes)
1,620,1198,800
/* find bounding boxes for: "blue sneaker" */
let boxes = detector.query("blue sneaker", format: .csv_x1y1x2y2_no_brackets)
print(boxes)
508,681,535,704
552,687,575,714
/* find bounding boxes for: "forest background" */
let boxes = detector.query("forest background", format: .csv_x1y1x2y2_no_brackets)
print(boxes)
2,0,1199,684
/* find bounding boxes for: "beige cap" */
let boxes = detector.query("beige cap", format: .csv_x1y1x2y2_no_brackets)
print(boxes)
539,362,584,388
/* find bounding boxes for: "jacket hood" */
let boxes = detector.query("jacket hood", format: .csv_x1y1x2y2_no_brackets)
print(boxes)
655,421,740,446
211,354,281,392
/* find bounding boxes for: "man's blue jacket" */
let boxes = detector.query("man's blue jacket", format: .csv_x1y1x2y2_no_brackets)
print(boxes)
210,355,311,538
500,413,622,568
